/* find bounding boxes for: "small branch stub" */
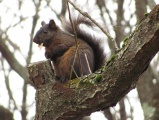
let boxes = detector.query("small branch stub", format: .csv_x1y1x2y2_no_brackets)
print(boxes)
27,60,55,89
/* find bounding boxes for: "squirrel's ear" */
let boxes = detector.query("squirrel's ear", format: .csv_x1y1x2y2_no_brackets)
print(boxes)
49,19,57,30
41,21,46,26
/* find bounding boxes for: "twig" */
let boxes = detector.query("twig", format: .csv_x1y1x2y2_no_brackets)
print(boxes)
27,0,42,65
67,2,83,79
67,0,119,52
71,66,79,78
96,1,118,53
84,53,92,74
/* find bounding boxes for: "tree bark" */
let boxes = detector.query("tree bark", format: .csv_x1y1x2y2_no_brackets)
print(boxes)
28,5,159,120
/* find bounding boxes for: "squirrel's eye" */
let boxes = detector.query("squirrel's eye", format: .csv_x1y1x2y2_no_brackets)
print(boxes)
43,30,48,34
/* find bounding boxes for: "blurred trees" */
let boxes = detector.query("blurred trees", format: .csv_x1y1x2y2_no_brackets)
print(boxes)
0,0,158,120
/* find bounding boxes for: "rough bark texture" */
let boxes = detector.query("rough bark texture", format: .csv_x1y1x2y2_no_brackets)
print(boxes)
28,5,159,120
28,60,55,89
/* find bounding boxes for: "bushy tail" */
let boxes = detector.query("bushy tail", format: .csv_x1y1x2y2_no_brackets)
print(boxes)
63,15,106,71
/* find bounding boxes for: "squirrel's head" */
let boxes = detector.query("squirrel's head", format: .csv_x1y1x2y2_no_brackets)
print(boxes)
33,19,58,47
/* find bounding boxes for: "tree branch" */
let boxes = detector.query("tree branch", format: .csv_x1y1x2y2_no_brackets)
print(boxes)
0,38,31,84
28,4,159,120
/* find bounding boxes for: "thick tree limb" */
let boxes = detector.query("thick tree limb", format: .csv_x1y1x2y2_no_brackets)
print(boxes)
28,5,159,120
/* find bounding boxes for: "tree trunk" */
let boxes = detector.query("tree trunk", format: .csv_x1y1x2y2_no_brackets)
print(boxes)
28,5,159,120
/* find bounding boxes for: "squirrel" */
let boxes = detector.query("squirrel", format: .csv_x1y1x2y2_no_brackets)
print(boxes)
33,15,105,82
